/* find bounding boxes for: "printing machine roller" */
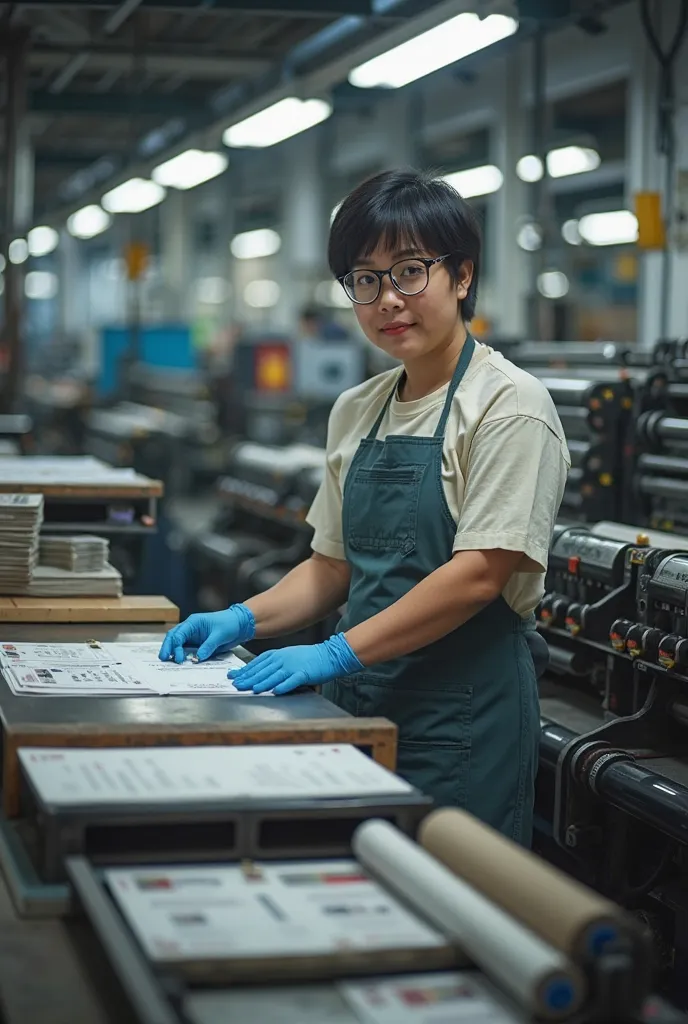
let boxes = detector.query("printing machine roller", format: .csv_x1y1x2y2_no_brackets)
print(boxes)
193,443,326,647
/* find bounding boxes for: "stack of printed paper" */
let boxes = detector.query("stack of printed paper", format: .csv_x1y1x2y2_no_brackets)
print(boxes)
0,494,44,594
21,563,123,598
0,640,254,697
40,535,109,572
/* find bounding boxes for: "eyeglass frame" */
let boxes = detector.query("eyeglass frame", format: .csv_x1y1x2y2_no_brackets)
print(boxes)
338,253,456,305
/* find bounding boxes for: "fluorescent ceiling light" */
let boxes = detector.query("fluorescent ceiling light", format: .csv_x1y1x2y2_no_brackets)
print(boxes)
223,97,332,148
244,279,280,308
537,270,569,299
231,228,281,260
152,149,228,190
516,155,544,183
67,205,111,239
516,221,542,251
102,177,166,214
9,239,28,265
28,225,59,257
25,271,59,300
443,165,503,198
547,146,600,178
561,219,582,245
578,210,638,246
349,12,518,90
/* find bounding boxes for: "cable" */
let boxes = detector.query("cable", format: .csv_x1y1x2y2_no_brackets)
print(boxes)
639,0,688,338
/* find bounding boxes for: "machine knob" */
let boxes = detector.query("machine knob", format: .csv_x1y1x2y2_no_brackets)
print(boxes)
625,623,663,659
610,618,634,652
539,594,555,626
551,597,569,627
625,623,644,658
658,635,679,670
565,603,584,636
658,634,688,671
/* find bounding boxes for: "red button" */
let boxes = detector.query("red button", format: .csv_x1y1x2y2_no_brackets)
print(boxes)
568,556,581,574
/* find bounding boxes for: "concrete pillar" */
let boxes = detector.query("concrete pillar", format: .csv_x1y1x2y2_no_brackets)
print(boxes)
276,128,329,330
159,187,192,322
490,52,530,339
627,16,688,346
1,28,32,410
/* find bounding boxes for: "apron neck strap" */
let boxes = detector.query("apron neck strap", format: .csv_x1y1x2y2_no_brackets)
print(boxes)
434,333,475,438
366,334,476,442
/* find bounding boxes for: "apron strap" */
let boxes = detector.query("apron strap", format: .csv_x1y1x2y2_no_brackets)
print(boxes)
434,334,475,438
366,368,404,440
366,334,476,442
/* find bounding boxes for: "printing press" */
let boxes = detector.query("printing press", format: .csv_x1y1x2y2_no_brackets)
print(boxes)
535,519,688,1007
4,736,682,1024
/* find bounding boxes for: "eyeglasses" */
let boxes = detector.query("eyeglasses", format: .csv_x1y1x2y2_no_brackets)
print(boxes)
339,254,454,305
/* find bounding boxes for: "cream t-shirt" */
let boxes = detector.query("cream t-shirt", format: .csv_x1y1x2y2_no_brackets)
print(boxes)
306,342,570,618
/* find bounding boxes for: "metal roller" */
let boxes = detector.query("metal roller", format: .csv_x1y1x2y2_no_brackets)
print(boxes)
513,341,630,366
638,412,688,446
566,440,591,470
590,757,688,845
637,453,688,477
557,406,594,440
540,378,596,407
638,475,688,500
539,719,576,770
547,646,592,677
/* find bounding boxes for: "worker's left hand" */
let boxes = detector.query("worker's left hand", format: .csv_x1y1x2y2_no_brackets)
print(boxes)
229,633,363,695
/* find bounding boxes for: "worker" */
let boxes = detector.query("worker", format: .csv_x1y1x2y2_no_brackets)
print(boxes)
160,169,570,845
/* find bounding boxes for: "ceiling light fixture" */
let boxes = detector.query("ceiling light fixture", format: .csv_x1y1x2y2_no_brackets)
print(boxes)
516,155,544,183
28,226,59,257
578,210,638,246
443,165,503,198
561,219,582,245
25,271,59,300
231,228,281,260
546,145,600,178
349,12,518,90
516,146,601,181
152,149,228,190
8,239,29,265
223,97,332,149
537,270,570,299
102,177,166,214
67,205,112,239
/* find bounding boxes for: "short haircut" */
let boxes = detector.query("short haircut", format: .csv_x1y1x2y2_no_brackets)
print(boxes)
328,168,482,322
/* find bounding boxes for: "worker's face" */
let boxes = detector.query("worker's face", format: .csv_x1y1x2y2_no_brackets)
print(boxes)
349,244,473,362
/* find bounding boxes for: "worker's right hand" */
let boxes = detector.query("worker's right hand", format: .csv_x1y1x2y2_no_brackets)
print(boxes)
158,604,256,664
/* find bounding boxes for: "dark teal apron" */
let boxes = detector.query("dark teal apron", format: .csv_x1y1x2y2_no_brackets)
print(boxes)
323,336,541,845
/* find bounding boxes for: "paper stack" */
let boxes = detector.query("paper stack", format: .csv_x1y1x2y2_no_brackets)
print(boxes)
0,494,44,595
40,534,109,572
23,563,123,598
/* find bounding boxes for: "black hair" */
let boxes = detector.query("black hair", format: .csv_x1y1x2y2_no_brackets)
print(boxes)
328,168,481,321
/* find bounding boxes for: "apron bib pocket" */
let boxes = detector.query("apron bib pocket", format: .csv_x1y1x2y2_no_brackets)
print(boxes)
347,466,424,555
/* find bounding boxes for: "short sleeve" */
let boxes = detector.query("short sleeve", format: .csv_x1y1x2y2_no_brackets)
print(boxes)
306,403,346,561
452,415,569,572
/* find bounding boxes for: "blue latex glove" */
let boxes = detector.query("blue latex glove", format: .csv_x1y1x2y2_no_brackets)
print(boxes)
158,604,256,665
229,633,363,695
